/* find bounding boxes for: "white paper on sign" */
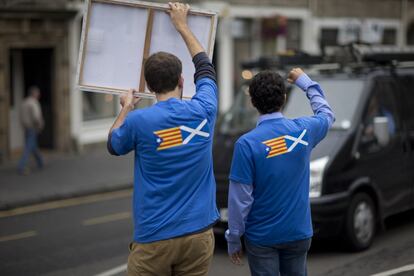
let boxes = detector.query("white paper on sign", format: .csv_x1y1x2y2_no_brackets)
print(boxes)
149,11,212,98
82,2,148,90
87,29,104,54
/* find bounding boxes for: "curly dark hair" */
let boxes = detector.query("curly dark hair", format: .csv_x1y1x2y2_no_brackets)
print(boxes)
144,52,182,94
249,71,286,114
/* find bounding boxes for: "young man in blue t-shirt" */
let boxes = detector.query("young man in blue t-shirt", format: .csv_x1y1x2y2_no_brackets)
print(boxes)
225,68,335,276
107,3,219,275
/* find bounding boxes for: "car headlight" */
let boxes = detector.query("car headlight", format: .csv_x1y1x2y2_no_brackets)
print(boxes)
309,156,329,198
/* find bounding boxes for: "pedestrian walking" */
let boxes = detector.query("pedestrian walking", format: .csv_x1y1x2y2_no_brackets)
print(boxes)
18,86,44,175
226,68,335,276
107,2,219,276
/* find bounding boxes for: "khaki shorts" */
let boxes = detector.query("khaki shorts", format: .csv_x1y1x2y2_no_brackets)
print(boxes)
127,228,215,276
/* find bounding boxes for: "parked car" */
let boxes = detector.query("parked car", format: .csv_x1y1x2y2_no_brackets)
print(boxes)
213,54,414,251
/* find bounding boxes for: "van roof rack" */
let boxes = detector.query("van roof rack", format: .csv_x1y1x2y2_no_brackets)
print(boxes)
241,46,414,74
241,51,324,70
352,44,414,64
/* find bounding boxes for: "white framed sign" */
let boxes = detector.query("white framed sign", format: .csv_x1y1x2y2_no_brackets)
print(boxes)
77,0,218,99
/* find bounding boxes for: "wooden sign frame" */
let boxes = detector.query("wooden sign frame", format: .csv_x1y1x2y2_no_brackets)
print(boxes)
76,0,218,99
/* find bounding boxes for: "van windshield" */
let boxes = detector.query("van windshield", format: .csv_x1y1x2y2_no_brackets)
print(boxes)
284,79,364,129
219,78,364,134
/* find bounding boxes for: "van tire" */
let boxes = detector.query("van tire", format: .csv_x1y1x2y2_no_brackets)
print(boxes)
344,193,376,251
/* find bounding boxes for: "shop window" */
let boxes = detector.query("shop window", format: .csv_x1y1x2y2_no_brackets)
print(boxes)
82,92,155,121
382,28,397,45
320,28,339,46
83,92,118,121
286,19,302,50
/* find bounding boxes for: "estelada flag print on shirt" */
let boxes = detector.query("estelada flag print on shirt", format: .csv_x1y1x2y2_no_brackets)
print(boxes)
154,119,210,151
262,129,309,158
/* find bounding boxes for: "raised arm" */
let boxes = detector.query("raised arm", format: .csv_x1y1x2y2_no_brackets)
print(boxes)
168,2,217,116
168,2,216,83
288,68,335,128
168,2,203,58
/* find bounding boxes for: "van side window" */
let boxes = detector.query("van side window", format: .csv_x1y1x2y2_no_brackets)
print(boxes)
401,75,414,132
359,77,399,154
400,75,414,151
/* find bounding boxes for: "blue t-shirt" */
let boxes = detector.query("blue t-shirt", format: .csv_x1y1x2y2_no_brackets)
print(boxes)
110,77,220,243
229,115,329,245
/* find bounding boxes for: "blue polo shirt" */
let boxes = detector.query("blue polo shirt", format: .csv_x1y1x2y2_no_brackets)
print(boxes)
229,114,329,245
110,76,219,243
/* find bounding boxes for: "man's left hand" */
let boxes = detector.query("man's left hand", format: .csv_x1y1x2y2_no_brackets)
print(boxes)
229,248,244,265
120,89,141,110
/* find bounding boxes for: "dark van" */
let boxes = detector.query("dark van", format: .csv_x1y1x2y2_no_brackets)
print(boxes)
213,59,414,251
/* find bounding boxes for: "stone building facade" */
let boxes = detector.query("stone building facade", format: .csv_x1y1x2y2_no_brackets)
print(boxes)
0,0,413,163
0,0,83,163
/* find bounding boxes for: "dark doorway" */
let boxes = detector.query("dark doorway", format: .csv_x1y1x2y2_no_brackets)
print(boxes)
407,22,414,45
21,48,54,149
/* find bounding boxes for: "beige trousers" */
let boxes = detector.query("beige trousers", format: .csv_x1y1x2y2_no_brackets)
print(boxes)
127,228,214,276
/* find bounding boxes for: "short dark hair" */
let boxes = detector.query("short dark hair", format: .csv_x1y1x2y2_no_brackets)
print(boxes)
28,86,40,97
249,71,286,114
144,52,182,94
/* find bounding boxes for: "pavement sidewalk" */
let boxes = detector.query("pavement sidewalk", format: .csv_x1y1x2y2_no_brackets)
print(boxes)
0,147,134,210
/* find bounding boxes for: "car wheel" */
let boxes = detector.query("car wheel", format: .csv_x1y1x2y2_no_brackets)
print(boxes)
344,193,376,251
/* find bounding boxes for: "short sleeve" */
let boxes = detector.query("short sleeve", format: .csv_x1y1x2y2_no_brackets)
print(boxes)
300,115,329,147
191,78,218,120
229,141,254,185
109,116,135,155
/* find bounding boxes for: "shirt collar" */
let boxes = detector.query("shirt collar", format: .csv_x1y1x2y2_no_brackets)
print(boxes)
257,112,284,126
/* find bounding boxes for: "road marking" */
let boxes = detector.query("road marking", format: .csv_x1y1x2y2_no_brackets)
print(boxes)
0,189,132,219
83,212,131,226
0,231,37,243
371,264,414,276
94,263,127,276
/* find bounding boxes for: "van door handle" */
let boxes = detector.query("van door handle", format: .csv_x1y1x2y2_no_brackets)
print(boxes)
408,132,414,153
402,142,409,153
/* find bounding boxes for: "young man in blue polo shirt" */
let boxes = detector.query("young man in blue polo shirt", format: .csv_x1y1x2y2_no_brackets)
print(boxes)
225,68,335,275
107,3,219,275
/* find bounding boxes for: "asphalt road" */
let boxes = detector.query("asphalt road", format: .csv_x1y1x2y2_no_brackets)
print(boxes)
1,191,414,276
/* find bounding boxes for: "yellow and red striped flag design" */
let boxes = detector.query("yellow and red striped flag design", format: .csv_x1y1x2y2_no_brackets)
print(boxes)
154,127,183,151
263,136,288,158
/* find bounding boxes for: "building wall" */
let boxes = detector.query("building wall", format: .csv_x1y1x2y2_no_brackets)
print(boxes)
313,0,401,18
408,0,414,22
192,0,403,18
193,0,308,7
406,0,414,44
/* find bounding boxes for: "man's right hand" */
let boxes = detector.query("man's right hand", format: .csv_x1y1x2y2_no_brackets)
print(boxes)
167,2,204,58
225,229,244,265
168,2,190,33
287,67,305,84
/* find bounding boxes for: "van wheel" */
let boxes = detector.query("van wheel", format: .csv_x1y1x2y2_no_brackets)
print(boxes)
344,193,376,251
